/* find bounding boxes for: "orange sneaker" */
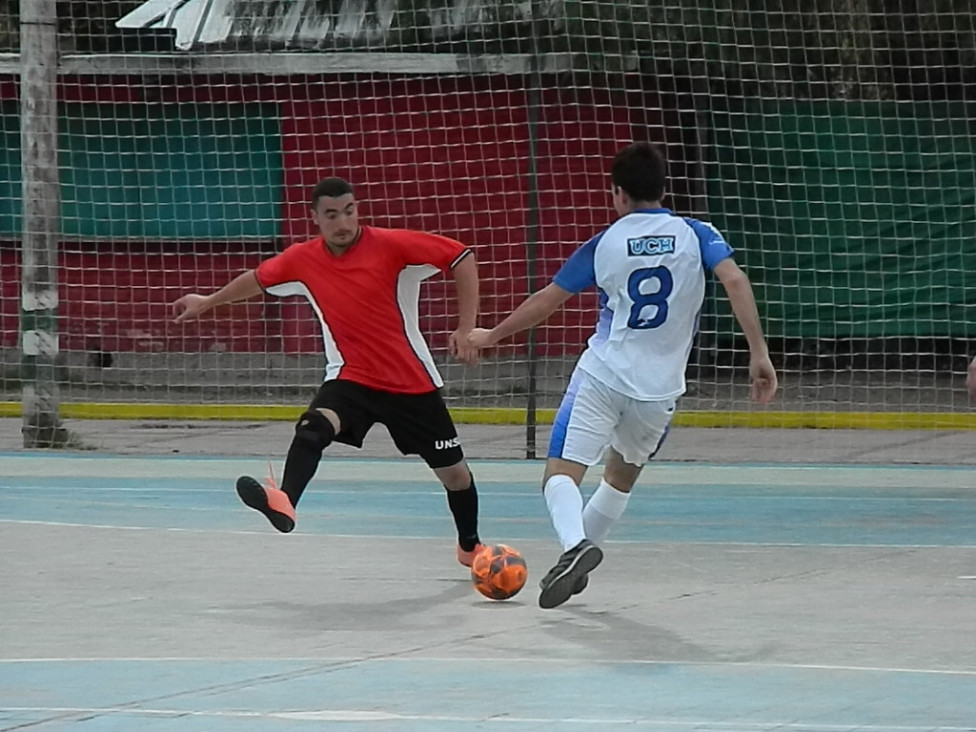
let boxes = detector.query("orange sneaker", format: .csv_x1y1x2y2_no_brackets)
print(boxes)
456,542,486,568
236,467,295,533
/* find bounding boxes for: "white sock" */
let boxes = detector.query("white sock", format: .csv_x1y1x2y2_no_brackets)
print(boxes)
582,479,631,545
543,474,586,552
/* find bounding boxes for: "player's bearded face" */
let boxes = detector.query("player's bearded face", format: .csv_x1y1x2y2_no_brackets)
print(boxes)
313,194,360,249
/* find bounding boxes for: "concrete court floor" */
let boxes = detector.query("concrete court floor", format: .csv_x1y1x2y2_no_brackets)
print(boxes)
1,419,975,730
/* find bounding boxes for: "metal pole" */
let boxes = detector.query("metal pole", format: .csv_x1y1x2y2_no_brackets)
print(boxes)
523,2,544,459
524,83,540,460
20,0,63,447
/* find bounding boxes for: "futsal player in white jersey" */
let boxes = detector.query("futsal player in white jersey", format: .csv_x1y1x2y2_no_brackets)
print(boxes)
468,143,778,608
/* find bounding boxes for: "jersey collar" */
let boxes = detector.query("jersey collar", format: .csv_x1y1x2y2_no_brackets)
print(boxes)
630,207,672,215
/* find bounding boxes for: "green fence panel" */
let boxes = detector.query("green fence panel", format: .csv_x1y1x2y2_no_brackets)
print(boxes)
705,100,976,340
0,103,19,235
1,102,282,240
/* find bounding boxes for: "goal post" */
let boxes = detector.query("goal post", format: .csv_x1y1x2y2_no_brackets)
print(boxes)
18,0,64,447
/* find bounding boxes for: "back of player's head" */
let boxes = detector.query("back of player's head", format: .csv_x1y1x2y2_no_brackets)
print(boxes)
611,143,667,203
311,177,354,208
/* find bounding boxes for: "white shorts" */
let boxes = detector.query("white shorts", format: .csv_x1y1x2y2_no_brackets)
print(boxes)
547,369,675,467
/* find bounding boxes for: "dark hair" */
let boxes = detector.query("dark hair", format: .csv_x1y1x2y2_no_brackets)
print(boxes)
310,177,354,208
611,143,667,203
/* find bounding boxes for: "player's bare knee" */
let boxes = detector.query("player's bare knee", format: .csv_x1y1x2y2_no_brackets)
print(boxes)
603,450,641,492
294,409,336,450
542,458,587,488
313,407,341,432
436,461,471,491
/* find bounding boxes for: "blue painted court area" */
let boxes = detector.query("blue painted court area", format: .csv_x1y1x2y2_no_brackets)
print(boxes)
2,454,975,731
2,455,975,546
4,659,976,730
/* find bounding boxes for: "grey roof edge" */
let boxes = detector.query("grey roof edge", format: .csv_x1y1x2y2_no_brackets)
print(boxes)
0,51,632,76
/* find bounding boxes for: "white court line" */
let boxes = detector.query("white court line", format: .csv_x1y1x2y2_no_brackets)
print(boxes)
0,519,277,536
1,486,452,496
2,519,976,549
1,708,974,730
5,485,976,502
3,456,974,488
1,656,975,676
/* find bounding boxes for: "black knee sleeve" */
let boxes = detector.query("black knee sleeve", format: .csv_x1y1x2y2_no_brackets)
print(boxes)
294,409,336,450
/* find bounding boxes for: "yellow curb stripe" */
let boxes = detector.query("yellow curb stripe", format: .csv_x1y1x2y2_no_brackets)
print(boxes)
1,402,974,430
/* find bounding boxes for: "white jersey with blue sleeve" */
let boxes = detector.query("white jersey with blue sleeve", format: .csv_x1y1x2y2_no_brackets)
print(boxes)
553,208,735,400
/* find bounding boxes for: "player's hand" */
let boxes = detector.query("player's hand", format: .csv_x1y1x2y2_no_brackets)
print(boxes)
749,354,778,404
450,328,479,366
967,356,976,399
171,293,212,323
466,328,495,350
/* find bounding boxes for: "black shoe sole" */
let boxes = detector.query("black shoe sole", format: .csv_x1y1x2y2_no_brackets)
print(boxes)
236,476,295,533
539,543,603,609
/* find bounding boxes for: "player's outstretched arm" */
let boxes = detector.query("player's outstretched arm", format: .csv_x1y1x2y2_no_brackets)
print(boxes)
467,283,573,349
171,269,263,323
967,355,976,399
713,259,778,404
448,254,480,366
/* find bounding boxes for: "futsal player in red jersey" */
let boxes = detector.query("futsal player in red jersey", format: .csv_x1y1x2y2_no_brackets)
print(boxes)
172,177,485,566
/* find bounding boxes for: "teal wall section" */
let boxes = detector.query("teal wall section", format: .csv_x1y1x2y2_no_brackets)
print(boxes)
0,104,19,235
1,103,282,240
705,100,976,339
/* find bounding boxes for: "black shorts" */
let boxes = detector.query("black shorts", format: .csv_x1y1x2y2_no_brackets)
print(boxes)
308,380,464,469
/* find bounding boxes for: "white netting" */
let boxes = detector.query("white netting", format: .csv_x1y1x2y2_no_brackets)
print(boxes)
2,0,975,431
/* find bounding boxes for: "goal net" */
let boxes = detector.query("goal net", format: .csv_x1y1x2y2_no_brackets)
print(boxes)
2,0,974,434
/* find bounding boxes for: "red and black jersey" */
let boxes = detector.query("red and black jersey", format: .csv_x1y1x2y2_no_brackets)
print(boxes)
255,225,470,394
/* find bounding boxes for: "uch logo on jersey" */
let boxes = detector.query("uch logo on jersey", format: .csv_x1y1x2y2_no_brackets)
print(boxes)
627,236,675,257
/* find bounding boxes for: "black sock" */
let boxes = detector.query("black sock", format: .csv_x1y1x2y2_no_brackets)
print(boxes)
280,436,323,507
447,474,480,551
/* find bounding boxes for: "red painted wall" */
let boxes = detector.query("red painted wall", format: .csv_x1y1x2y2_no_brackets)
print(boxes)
1,73,641,358
0,247,266,353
